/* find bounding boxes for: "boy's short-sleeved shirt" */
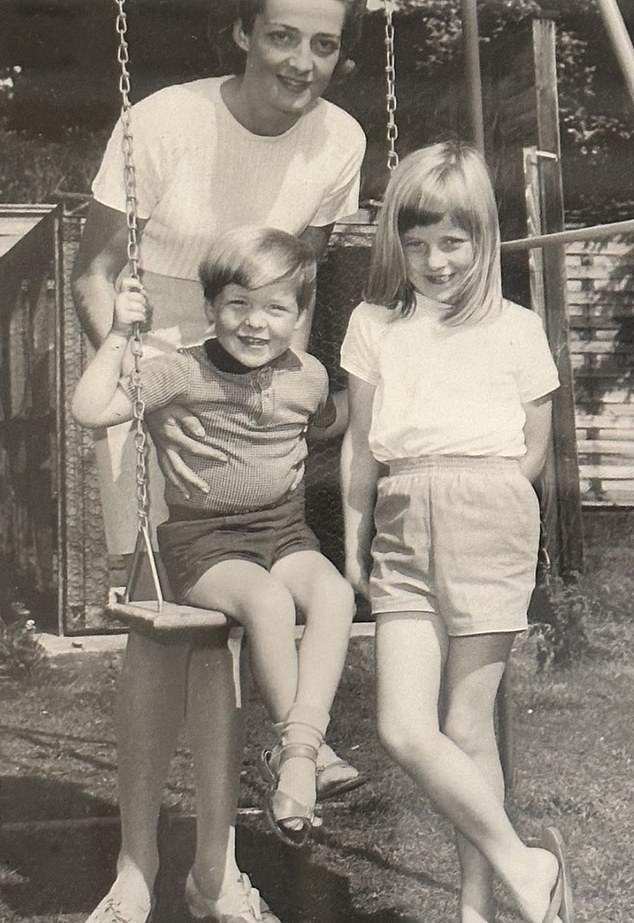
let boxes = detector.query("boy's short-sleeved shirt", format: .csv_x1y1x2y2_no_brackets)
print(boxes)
121,342,331,514
340,296,560,462
92,76,366,280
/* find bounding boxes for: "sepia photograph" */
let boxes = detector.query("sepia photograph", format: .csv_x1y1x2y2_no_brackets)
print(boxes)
1,1,633,921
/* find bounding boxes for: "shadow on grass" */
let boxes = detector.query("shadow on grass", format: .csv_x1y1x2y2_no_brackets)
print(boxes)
0,809,426,923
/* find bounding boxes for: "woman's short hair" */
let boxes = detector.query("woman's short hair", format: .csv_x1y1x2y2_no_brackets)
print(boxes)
199,226,316,314
208,0,366,77
366,141,503,325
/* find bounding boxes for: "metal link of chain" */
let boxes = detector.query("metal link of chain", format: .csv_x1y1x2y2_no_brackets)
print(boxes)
115,0,149,531
384,1,399,171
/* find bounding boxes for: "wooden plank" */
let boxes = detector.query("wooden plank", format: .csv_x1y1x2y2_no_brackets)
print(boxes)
577,439,634,454
579,464,634,479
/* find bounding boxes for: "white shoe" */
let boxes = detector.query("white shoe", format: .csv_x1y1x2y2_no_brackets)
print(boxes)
185,871,280,923
85,887,153,923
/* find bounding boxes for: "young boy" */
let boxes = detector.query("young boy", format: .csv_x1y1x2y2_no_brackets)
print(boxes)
72,226,356,847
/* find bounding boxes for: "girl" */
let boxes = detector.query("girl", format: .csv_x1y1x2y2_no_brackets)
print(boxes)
340,142,574,923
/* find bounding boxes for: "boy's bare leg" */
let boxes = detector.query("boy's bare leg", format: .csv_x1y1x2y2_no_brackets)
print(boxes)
186,560,299,722
271,550,355,813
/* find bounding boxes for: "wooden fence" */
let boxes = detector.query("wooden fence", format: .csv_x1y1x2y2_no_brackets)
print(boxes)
566,233,634,505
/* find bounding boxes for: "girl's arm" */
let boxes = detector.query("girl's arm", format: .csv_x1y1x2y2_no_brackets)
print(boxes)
71,279,148,429
520,392,553,483
340,373,380,599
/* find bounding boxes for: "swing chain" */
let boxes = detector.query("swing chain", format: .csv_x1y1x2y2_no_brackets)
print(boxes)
384,1,399,172
115,0,149,532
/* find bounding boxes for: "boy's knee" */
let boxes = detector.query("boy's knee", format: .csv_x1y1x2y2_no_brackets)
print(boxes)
238,582,295,630
315,573,355,616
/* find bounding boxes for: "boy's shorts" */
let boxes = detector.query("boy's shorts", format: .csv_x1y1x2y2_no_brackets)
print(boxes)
370,456,540,636
157,486,320,602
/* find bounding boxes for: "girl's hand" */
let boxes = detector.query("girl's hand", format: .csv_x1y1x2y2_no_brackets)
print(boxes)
345,558,371,601
146,405,228,498
112,277,151,336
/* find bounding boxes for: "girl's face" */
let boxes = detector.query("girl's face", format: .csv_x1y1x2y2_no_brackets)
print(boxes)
238,0,345,124
401,216,475,304
209,278,302,369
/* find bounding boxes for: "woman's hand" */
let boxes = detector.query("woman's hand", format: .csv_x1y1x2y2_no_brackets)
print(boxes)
146,405,228,497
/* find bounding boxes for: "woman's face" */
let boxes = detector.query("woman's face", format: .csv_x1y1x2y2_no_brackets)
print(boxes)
238,0,345,122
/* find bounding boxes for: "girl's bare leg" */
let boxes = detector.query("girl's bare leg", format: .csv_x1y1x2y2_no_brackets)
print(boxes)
442,634,512,922
376,613,561,923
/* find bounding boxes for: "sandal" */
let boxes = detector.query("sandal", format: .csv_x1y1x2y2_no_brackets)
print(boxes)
540,826,575,923
316,746,368,801
261,740,319,848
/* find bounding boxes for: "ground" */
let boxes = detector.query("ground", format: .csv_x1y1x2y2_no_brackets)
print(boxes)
1,510,633,922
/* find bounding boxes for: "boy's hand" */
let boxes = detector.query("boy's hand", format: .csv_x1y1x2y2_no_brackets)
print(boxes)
112,277,151,336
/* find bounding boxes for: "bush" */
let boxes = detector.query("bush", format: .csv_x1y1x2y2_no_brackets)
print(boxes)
528,572,591,670
0,616,52,686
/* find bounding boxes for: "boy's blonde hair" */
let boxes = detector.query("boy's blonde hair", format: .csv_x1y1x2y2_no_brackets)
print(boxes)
366,141,503,324
200,226,316,314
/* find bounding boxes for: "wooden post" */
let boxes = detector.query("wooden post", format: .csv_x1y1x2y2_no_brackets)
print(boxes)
533,19,584,576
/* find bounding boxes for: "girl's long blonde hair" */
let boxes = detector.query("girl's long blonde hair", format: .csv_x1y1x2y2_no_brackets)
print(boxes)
366,141,503,324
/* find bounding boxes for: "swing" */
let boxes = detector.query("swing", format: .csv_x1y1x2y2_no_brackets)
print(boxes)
108,0,230,635
107,0,399,636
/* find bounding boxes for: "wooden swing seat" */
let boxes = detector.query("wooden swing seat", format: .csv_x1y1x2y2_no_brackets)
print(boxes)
107,526,234,637
109,599,232,634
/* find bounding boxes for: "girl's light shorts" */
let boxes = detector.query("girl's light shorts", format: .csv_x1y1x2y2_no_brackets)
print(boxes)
370,456,540,636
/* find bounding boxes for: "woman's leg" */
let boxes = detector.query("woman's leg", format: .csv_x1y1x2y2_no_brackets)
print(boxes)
376,613,561,923
186,632,244,899
87,631,189,923
442,634,512,923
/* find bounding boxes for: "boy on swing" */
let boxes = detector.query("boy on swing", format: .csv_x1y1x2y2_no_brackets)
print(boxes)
72,225,356,847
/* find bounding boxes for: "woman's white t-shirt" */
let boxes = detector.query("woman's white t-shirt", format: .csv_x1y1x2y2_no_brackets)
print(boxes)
340,296,560,462
92,76,367,280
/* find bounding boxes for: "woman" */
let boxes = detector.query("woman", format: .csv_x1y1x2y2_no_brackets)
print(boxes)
71,2,366,922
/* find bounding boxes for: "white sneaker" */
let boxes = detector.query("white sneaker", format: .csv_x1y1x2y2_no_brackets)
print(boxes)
185,871,280,923
85,887,153,923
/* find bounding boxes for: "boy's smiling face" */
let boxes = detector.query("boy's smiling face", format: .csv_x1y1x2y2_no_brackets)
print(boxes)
208,279,303,369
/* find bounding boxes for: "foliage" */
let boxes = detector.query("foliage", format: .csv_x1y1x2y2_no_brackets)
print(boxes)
528,572,591,670
0,616,52,686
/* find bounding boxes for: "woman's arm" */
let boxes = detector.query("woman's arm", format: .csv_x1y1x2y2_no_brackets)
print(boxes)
292,223,335,351
520,393,553,484
71,201,142,350
340,373,379,598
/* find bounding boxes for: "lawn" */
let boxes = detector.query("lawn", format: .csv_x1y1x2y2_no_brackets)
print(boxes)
1,509,633,922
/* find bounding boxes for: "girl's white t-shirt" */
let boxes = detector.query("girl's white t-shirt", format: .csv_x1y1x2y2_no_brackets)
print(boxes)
340,296,560,462
92,76,366,280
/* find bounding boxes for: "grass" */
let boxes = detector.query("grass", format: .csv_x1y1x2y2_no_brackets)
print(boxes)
1,509,633,922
